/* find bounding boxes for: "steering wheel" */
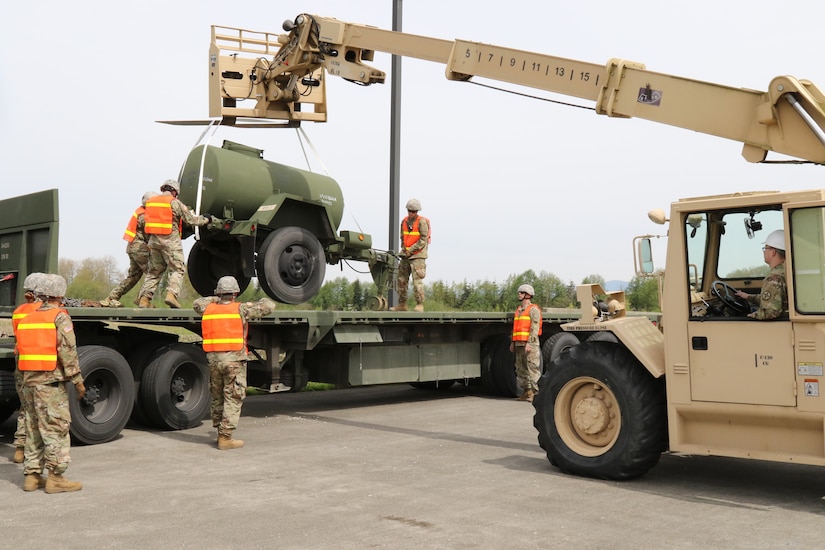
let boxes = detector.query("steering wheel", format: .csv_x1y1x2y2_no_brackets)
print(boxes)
710,280,752,315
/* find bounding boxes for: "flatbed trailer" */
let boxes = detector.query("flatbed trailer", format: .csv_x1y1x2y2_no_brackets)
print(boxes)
0,302,592,444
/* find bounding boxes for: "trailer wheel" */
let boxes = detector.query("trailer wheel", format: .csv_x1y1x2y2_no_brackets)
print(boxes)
533,341,666,480
70,346,136,445
492,335,520,397
541,332,580,367
140,343,210,430
127,346,160,427
188,240,251,297
480,337,501,394
0,398,19,426
257,227,326,304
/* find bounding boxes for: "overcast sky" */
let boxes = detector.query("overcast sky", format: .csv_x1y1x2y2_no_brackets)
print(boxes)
3,0,824,288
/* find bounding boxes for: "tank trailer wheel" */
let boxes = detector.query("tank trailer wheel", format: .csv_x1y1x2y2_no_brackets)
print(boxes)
188,240,251,298
257,227,326,304
534,341,667,480
70,346,136,445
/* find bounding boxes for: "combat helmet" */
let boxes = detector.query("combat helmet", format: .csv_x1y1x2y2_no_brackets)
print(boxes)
39,274,68,298
142,191,156,207
215,276,241,295
405,198,422,212
23,272,45,293
161,179,180,194
517,283,535,297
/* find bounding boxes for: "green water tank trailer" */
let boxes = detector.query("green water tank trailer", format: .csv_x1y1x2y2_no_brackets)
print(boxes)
177,140,383,305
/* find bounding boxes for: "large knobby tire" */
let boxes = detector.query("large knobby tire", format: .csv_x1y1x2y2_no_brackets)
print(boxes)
533,341,667,480
69,346,136,445
541,332,580,367
188,240,251,298
257,227,326,304
139,343,210,430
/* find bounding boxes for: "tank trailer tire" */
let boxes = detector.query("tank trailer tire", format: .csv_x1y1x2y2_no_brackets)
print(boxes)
533,341,667,480
140,343,210,430
70,346,136,445
257,227,326,304
188,240,251,298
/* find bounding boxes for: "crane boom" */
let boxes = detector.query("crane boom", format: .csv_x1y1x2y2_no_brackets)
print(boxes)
209,14,825,164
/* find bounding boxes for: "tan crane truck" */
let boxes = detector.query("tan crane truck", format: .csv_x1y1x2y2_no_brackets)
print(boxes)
201,14,825,479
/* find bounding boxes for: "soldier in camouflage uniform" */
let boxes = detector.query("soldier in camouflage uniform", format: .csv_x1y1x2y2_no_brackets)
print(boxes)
736,229,788,320
16,274,86,493
10,272,45,464
393,198,429,312
193,276,276,449
100,191,155,307
509,283,542,402
138,179,213,309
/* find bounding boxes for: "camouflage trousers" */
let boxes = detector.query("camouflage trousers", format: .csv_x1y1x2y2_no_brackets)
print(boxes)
20,383,72,475
141,243,186,299
397,257,426,305
13,370,25,448
514,344,540,393
209,358,247,437
109,243,150,300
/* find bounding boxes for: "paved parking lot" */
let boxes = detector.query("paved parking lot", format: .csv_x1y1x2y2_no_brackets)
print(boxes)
2,384,824,549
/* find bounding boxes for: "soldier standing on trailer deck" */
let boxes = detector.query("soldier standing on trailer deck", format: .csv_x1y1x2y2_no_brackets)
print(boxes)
138,179,213,309
193,276,276,450
100,191,155,307
16,274,85,493
393,198,429,312
510,283,542,403
10,272,45,464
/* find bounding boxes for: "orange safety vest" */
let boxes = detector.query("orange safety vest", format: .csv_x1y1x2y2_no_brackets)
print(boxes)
123,206,146,242
201,302,245,352
12,301,42,334
401,215,431,251
16,308,65,371
512,303,542,342
144,195,175,235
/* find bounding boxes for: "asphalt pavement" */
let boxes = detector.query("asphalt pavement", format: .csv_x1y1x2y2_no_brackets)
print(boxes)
2,384,824,549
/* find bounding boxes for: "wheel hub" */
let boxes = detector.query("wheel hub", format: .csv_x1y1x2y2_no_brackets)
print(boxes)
171,376,187,402
278,245,312,286
573,396,609,434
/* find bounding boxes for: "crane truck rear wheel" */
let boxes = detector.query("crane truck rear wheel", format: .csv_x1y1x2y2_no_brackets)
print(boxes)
533,341,666,480
541,332,580,367
188,240,251,298
70,346,136,445
139,343,210,430
257,227,326,304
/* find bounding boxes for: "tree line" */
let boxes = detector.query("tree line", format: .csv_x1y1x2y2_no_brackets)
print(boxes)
58,256,661,312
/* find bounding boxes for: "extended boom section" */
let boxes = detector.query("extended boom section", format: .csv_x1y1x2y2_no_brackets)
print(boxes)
210,14,825,163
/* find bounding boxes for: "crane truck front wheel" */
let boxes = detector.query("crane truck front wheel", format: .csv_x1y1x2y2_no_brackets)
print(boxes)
533,341,666,480
257,227,326,304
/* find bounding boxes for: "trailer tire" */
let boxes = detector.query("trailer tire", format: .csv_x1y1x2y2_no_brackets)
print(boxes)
188,240,251,298
480,337,501,394
492,335,520,397
0,399,19,426
140,343,210,430
541,332,580,367
533,341,666,480
70,346,136,445
127,346,160,427
257,227,326,304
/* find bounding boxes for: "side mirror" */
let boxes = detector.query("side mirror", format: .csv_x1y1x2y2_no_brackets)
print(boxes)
635,237,655,274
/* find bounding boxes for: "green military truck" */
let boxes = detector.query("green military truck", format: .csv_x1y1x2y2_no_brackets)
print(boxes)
0,189,610,445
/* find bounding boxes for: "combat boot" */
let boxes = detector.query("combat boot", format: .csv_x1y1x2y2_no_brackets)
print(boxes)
217,434,244,450
99,291,119,307
45,472,82,493
139,296,153,308
13,447,24,464
413,303,424,312
23,472,46,491
164,291,181,309
516,389,535,402
391,303,407,312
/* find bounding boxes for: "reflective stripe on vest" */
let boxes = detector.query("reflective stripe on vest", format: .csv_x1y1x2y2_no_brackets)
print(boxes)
512,303,542,342
12,301,42,334
144,195,174,235
123,206,145,242
202,302,245,352
402,215,430,251
16,308,64,371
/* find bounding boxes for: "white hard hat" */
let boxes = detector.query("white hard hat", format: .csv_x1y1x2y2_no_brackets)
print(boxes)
765,229,785,251
518,283,534,297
